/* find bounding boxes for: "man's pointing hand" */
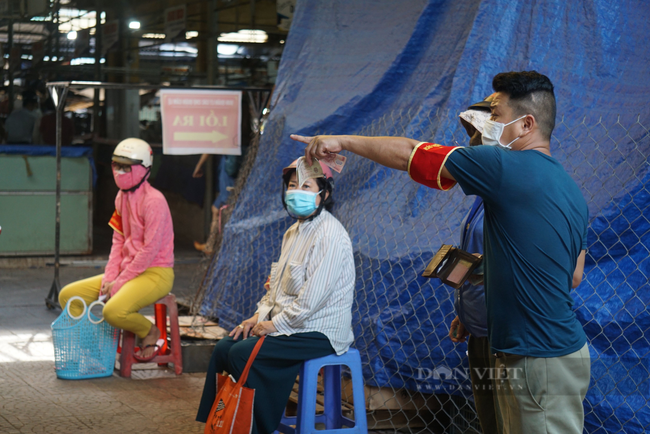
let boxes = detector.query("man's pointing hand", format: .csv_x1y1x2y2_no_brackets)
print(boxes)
290,134,344,165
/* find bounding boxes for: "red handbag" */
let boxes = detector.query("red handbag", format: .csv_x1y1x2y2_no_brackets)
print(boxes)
205,336,265,434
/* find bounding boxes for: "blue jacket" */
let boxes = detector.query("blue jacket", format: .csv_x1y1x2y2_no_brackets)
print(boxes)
453,197,488,338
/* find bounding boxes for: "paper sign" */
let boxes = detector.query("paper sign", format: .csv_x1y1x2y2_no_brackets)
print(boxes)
165,5,186,43
160,89,242,155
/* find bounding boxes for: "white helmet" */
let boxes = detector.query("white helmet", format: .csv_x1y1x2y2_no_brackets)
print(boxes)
112,138,153,168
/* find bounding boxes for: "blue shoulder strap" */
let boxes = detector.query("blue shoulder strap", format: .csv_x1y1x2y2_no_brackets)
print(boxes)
461,197,484,247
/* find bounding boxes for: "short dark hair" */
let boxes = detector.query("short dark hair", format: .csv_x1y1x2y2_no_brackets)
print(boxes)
492,71,556,140
22,90,38,106
43,97,56,112
316,177,334,212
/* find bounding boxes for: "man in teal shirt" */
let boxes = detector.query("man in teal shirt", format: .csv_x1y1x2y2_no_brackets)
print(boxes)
292,71,590,434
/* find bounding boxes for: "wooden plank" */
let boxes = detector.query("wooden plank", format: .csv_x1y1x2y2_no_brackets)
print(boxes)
179,326,228,340
143,315,228,340
144,315,218,327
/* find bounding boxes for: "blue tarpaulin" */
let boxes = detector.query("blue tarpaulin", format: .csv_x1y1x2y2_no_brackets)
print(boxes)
201,1,650,432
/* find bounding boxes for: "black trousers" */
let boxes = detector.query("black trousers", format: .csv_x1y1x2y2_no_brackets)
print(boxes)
468,335,501,434
196,332,335,434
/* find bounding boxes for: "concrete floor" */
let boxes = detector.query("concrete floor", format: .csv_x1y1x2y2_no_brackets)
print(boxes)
0,263,210,434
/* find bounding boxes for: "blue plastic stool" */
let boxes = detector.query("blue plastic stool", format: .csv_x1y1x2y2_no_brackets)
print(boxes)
275,348,368,434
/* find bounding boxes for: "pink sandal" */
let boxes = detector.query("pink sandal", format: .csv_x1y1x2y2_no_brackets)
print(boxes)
133,338,165,362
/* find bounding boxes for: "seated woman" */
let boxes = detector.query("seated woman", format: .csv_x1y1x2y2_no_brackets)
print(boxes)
196,158,356,434
59,138,174,361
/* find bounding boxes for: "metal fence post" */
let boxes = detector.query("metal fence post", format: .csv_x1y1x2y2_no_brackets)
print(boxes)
45,84,69,310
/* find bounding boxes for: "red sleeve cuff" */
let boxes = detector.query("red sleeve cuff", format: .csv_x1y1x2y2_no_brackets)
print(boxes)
407,142,459,190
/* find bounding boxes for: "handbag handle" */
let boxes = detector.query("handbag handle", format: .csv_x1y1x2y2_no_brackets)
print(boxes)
66,296,88,320
87,300,107,324
237,336,266,386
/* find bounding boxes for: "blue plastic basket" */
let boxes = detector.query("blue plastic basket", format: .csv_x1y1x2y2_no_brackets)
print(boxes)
51,296,119,380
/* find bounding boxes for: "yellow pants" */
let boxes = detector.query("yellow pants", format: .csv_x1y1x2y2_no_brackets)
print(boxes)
58,267,174,339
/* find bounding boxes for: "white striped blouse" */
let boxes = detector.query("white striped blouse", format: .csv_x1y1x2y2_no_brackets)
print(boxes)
256,210,356,355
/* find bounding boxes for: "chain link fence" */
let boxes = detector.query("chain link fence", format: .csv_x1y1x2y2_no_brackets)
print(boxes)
199,108,650,433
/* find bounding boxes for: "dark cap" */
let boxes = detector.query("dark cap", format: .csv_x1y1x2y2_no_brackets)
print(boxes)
467,100,491,111
467,92,497,112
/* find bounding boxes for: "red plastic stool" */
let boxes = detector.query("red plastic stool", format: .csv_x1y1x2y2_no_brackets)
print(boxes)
119,293,183,378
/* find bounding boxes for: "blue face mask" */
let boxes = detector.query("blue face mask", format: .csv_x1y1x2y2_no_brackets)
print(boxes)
285,190,322,218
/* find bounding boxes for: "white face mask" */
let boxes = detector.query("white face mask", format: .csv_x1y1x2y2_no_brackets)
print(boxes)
482,115,527,149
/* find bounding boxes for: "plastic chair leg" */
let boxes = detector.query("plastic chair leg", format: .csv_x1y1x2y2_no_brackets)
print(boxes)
348,360,368,433
323,365,344,429
154,303,169,354
166,297,183,375
296,363,318,433
119,330,137,378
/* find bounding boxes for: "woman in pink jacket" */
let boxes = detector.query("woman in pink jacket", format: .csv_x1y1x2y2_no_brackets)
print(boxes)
59,138,174,361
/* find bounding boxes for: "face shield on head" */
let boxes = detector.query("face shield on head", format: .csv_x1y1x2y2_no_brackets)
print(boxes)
459,94,497,146
459,109,491,135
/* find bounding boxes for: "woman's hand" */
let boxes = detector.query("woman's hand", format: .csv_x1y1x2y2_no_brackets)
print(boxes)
468,273,484,286
192,165,204,178
229,314,259,340
449,315,469,343
193,154,209,178
251,321,277,337
100,281,114,301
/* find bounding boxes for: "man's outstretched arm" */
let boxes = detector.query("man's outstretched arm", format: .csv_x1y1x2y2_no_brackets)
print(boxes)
290,134,457,182
291,134,415,170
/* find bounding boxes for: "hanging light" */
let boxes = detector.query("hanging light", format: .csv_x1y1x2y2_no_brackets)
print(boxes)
218,29,267,43
217,44,239,55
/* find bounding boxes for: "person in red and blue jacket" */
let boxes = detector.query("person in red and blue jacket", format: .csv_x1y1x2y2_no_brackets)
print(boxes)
448,95,501,434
